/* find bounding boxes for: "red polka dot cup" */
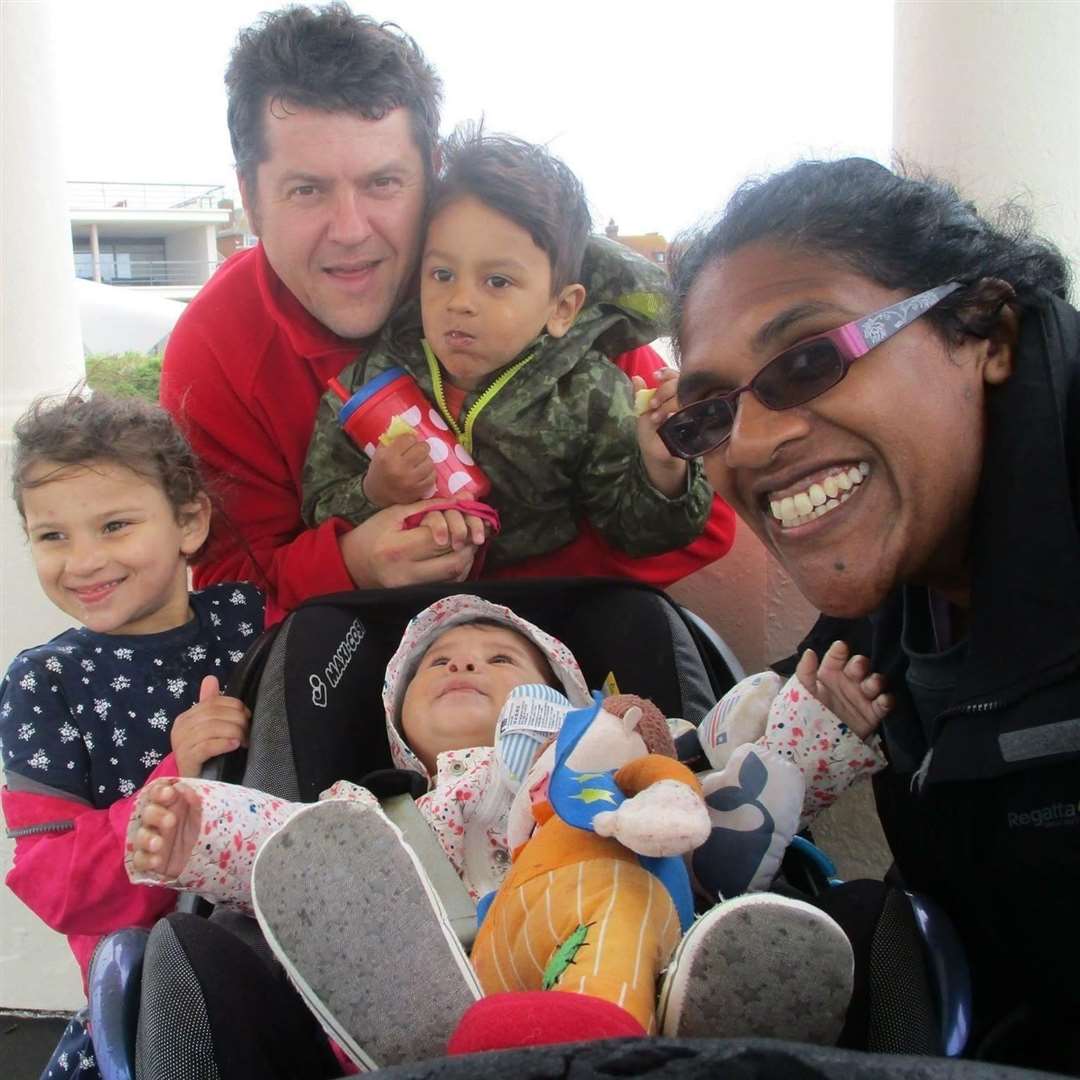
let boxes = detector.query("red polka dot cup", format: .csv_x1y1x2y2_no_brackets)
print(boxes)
329,368,491,500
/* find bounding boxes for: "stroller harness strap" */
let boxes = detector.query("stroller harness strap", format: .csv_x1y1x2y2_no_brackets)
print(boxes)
378,792,478,951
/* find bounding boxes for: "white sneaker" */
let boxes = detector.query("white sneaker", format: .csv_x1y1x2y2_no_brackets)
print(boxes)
251,799,481,1071
658,892,853,1045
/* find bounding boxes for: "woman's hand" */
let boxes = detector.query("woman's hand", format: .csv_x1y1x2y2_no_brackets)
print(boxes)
634,370,689,498
130,780,203,880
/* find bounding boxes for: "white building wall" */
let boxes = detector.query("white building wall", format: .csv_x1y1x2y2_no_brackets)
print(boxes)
163,224,219,284
893,0,1080,281
1,1,92,1012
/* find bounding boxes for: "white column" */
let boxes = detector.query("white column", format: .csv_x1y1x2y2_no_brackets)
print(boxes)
204,223,219,283
893,0,1080,277
90,221,102,283
1,0,89,1012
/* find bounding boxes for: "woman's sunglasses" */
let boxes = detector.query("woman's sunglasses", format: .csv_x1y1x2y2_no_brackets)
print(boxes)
658,282,962,460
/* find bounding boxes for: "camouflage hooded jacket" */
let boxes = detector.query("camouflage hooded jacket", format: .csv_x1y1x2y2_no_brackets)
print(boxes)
302,236,711,570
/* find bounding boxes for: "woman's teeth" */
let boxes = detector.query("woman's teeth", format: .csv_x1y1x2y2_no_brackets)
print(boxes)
769,463,869,528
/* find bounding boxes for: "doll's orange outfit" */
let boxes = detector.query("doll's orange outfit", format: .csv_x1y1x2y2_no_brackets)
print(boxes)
470,755,700,1032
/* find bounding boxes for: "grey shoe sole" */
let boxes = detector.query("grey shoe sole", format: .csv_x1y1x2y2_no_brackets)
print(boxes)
251,800,482,1071
658,892,854,1045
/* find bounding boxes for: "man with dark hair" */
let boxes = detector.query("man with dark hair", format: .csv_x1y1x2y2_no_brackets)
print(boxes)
161,3,734,621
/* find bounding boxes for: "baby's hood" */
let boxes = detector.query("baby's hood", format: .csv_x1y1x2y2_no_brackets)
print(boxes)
383,594,592,778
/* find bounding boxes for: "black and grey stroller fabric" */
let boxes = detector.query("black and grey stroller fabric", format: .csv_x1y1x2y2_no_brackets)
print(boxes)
129,580,1001,1078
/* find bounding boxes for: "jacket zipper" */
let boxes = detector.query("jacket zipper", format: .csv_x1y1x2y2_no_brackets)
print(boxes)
932,645,1080,729
422,340,535,453
7,819,76,838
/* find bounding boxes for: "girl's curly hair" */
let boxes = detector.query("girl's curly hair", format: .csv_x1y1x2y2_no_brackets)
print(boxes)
13,390,211,558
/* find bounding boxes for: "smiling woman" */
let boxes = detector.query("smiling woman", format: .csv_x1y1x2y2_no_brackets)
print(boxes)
667,158,1080,1071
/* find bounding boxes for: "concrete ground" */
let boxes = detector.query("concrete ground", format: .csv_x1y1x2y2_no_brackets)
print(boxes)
2,1013,68,1079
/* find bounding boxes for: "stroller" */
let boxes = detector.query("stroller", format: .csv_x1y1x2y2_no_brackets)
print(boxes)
88,579,974,1079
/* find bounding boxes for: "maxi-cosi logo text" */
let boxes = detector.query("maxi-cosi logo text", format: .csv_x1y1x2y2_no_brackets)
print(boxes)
310,619,366,707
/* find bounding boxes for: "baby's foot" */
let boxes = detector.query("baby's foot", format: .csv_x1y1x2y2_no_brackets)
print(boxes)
796,640,891,740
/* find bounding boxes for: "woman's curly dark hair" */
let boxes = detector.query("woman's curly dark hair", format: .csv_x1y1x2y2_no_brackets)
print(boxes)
670,158,1071,350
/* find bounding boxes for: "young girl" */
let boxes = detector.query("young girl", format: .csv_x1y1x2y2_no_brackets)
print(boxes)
0,392,263,1080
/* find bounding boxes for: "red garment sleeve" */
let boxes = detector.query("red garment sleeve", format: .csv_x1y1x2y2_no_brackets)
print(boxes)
2,754,180,941
489,346,735,586
161,316,354,620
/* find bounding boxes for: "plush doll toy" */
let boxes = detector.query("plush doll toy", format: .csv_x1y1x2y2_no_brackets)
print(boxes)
469,691,801,1035
470,692,704,1032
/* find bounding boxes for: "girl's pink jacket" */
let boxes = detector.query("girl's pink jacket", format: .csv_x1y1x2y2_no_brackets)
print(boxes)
2,753,180,992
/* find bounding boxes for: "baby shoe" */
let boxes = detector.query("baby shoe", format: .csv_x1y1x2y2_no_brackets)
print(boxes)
251,799,481,1071
657,892,853,1045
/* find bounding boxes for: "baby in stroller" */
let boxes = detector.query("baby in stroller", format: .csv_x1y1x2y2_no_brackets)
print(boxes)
128,593,886,1071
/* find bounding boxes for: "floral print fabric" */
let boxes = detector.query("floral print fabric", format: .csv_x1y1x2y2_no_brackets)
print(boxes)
0,584,262,808
126,778,377,911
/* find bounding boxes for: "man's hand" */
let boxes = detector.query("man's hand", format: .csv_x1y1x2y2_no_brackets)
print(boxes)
633,370,688,498
129,780,203,880
363,435,436,508
338,500,488,588
170,675,250,777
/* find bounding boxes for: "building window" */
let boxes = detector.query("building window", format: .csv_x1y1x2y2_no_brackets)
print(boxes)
73,238,166,284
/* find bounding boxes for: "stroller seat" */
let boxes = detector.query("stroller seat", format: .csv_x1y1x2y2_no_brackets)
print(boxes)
97,579,740,1077
93,579,975,1077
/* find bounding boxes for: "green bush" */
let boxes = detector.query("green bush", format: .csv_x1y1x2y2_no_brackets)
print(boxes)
85,352,162,402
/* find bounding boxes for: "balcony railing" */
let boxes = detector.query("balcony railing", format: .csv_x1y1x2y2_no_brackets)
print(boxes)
67,182,227,211
75,258,221,287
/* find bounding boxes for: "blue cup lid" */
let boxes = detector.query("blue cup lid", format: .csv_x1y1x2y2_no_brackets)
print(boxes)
338,367,409,425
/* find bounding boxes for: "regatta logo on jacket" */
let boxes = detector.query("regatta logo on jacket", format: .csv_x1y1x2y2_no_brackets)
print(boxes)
1007,798,1080,829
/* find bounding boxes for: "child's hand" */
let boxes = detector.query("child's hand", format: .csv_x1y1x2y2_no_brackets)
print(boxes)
363,435,436,507
170,675,250,777
416,506,489,581
795,641,892,740
633,370,688,498
130,780,203,880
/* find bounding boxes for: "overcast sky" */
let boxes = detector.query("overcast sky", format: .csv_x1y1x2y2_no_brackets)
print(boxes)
51,0,893,240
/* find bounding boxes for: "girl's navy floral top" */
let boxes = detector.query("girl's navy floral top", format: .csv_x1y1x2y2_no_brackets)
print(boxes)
0,583,263,808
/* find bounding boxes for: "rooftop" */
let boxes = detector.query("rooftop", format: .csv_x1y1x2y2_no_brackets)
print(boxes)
67,181,227,211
